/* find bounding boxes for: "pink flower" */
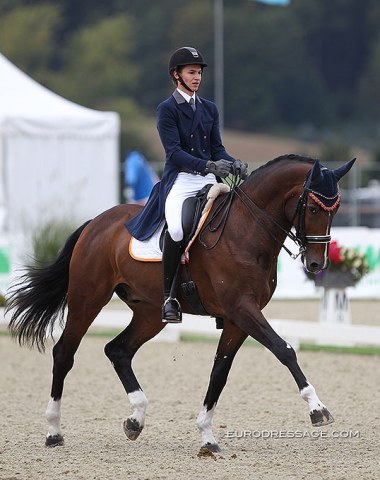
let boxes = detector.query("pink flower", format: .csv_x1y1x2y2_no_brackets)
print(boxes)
329,240,344,263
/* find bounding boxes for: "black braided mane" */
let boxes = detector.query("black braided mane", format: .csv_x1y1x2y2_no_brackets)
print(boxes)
249,153,317,179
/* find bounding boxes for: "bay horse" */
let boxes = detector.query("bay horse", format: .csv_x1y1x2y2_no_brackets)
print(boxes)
7,154,354,453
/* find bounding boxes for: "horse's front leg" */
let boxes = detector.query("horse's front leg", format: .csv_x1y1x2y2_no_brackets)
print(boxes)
196,320,247,453
232,297,334,427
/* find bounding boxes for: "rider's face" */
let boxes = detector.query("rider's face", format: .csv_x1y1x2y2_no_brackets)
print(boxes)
175,64,202,94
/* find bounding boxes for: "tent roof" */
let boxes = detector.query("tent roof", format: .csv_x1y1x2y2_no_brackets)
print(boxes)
0,53,119,137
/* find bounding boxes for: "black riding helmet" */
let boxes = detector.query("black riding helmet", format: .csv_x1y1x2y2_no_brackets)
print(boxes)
169,47,207,92
169,47,208,73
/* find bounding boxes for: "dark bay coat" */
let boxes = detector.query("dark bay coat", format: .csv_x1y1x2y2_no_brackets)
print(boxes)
126,90,235,240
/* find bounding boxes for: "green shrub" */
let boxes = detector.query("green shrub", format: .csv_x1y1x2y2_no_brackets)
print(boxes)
0,292,5,307
29,220,76,266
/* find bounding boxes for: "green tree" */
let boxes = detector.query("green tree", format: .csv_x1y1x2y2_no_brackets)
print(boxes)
0,4,61,80
359,35,380,121
225,2,328,129
3,0,380,135
291,0,380,121
54,14,139,106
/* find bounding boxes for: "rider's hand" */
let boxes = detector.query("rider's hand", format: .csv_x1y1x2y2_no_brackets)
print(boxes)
233,159,249,179
205,159,231,178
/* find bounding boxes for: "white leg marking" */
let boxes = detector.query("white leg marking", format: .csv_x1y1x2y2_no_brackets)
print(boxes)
196,404,217,446
300,384,326,413
128,390,148,426
46,398,62,437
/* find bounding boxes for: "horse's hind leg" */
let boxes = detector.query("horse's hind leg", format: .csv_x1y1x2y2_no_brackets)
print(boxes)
45,297,110,446
104,306,165,441
233,300,334,427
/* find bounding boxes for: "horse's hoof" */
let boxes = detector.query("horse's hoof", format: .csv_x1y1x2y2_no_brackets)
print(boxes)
123,418,143,441
45,434,64,447
310,407,334,427
200,442,221,454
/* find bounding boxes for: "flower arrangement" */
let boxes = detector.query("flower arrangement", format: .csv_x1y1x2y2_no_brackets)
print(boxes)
305,239,370,286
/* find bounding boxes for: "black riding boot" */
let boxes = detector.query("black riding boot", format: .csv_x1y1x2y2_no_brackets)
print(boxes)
162,230,183,323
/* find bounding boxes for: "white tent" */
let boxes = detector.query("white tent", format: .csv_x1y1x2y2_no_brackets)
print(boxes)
0,53,120,233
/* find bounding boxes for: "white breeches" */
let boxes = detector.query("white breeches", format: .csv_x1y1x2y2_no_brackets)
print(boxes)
165,172,217,242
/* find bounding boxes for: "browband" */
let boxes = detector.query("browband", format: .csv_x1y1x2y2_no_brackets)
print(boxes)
308,192,341,211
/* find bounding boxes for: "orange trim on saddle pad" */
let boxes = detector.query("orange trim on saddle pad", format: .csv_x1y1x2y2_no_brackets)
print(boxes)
183,203,213,262
128,205,213,263
128,238,162,262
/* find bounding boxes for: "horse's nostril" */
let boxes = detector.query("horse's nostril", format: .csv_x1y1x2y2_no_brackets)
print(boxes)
309,262,320,273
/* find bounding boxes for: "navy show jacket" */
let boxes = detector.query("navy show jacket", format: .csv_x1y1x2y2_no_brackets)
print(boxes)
126,90,235,241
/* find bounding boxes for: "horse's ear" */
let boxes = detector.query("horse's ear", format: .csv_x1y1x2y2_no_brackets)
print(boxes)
309,159,324,184
333,158,356,181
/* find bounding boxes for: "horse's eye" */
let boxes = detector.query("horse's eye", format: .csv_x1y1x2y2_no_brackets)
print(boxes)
308,206,318,215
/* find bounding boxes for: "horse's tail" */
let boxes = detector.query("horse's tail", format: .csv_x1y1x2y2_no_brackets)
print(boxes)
6,220,92,352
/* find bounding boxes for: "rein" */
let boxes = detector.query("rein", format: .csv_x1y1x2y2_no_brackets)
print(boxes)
234,187,305,259
199,169,335,260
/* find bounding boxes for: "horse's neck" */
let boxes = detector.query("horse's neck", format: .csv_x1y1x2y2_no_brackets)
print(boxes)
243,170,301,217
236,166,306,245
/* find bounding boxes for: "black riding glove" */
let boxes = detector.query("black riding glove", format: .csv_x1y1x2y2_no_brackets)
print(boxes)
204,159,231,178
233,159,249,179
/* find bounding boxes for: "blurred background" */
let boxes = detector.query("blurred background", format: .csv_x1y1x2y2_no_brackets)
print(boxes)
0,0,379,300
1,0,380,218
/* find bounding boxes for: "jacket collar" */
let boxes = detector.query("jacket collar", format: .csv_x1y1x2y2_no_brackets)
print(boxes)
172,90,203,131
173,89,203,106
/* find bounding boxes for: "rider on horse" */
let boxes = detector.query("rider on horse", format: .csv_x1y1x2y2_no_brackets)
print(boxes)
127,47,247,323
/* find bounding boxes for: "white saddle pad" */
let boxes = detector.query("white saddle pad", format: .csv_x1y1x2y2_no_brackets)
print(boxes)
129,183,230,262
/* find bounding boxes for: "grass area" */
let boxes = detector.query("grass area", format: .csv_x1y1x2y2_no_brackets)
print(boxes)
180,333,262,347
179,333,380,355
1,327,379,356
180,333,380,355
300,343,380,356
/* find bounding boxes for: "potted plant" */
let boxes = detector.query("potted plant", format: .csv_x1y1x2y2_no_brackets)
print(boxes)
305,240,370,288
305,239,370,327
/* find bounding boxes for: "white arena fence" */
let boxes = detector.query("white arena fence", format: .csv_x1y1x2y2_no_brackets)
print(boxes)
2,307,380,349
1,227,379,348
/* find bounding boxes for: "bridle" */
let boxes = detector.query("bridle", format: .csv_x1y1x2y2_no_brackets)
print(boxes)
292,172,338,247
238,170,340,259
199,169,338,260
